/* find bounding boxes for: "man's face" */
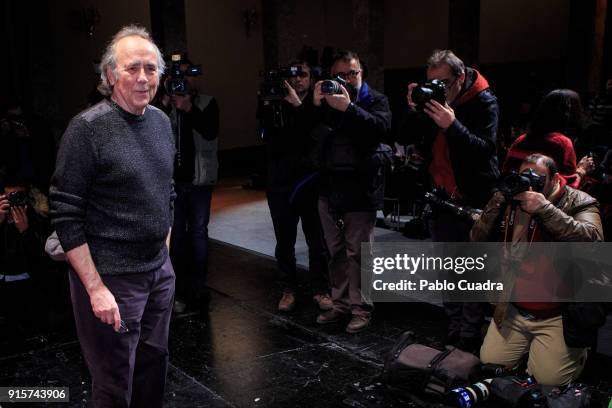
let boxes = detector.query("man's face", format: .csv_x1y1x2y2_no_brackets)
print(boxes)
288,64,312,96
518,160,557,198
107,36,160,115
426,63,464,104
331,58,362,95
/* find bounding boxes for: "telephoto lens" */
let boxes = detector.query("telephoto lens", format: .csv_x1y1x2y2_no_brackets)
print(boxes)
446,379,492,408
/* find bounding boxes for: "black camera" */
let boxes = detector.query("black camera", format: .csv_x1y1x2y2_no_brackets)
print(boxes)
411,79,447,111
424,188,482,224
259,65,304,101
321,76,348,95
7,191,28,208
164,54,202,96
499,169,546,198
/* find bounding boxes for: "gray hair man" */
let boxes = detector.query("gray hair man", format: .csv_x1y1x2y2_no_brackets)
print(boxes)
50,25,176,407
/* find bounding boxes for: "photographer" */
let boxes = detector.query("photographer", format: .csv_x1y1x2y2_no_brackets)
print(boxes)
158,56,219,313
405,50,500,352
260,60,331,313
0,173,48,347
472,153,606,385
313,50,391,333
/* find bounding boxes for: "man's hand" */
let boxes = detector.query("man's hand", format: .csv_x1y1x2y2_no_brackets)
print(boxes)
513,190,549,214
283,81,302,107
406,83,418,111
11,206,29,233
313,81,325,107
0,195,8,224
424,100,456,130
577,155,596,177
89,284,122,332
323,84,351,112
172,95,193,112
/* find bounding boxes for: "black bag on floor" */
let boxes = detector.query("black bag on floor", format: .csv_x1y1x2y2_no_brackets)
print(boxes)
381,331,481,396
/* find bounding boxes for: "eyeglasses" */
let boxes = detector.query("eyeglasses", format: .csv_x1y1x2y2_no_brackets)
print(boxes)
335,70,361,79
439,77,458,87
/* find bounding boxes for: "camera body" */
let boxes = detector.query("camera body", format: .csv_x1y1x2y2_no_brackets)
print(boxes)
259,65,304,102
164,54,202,96
321,75,348,95
412,79,447,111
499,169,546,198
7,191,28,208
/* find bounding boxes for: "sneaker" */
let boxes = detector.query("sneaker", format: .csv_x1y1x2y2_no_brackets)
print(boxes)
173,300,187,314
316,308,347,324
346,314,371,333
278,292,295,312
313,293,333,311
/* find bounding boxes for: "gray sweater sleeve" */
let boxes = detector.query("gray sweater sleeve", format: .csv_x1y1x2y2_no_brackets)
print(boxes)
49,117,97,252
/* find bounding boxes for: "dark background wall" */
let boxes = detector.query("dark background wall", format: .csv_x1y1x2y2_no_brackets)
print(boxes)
2,0,609,151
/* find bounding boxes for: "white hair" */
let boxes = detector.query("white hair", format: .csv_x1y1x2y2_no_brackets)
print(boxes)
97,25,165,96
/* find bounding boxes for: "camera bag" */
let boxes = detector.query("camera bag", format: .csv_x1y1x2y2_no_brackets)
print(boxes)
381,331,481,397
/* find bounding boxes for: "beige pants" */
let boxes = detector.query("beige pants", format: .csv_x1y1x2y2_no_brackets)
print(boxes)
480,304,588,385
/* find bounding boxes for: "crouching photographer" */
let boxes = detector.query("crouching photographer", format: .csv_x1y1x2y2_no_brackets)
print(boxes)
312,50,391,333
258,60,331,313
0,173,49,347
471,153,607,386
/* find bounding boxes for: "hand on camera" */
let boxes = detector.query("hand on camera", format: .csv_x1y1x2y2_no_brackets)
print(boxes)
11,205,29,233
406,83,418,111
323,84,351,112
283,81,302,107
424,100,456,130
513,189,549,214
313,81,325,107
0,195,8,224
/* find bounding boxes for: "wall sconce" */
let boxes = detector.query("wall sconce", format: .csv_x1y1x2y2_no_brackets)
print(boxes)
243,8,257,38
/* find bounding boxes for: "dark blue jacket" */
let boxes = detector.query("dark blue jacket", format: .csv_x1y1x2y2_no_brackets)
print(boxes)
316,83,392,212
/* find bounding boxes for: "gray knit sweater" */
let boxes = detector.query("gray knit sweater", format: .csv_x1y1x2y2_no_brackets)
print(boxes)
50,99,176,275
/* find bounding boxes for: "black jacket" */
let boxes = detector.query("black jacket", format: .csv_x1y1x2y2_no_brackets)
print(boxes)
315,83,392,212
1,206,47,278
260,94,319,193
399,68,500,208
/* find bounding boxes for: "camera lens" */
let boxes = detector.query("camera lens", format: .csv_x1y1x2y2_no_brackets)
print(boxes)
321,80,340,95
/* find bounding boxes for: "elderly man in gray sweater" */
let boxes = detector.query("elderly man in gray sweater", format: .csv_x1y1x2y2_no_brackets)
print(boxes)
50,25,175,407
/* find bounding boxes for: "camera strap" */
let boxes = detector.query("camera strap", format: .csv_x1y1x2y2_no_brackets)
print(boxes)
504,203,538,246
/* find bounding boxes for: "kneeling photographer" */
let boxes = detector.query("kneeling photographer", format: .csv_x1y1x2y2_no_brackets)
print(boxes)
258,60,331,313
312,50,391,333
403,50,500,353
471,153,607,386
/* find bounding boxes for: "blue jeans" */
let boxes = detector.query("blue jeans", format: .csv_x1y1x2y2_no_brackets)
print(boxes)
170,182,213,303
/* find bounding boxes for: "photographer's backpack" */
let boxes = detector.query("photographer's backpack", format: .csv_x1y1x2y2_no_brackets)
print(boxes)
381,331,481,397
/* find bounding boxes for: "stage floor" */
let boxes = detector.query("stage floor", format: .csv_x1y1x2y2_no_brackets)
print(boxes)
1,179,611,406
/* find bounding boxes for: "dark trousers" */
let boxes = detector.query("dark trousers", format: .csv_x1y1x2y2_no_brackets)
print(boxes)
170,182,213,303
318,197,375,315
429,212,485,341
69,256,175,408
267,190,329,294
